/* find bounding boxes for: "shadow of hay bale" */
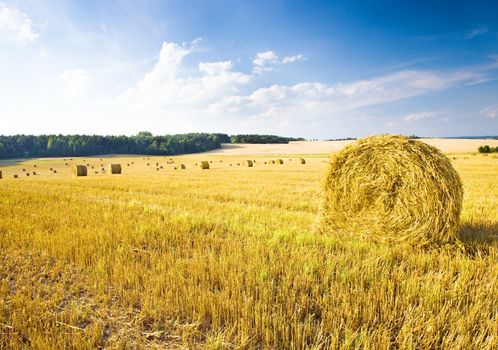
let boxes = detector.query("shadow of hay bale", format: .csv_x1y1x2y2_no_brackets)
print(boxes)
457,222,498,256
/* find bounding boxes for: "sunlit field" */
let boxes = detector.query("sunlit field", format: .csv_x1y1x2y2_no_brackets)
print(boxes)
1,151,497,349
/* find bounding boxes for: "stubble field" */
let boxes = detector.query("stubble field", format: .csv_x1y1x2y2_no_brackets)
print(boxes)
0,147,497,349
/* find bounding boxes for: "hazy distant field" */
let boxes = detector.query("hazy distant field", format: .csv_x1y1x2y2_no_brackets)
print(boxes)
207,138,498,155
0,144,497,348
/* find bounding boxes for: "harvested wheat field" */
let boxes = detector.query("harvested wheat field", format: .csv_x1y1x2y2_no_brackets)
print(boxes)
0,142,497,349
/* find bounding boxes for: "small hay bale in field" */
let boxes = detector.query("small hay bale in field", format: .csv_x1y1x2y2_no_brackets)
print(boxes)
147,163,150,166
127,163,130,166
0,170,2,179
198,161,210,169
13,174,18,178
160,166,163,169
180,164,186,169
49,167,53,171
243,160,254,167
174,167,177,170
299,158,306,164
109,164,122,174
26,173,30,177
32,171,36,175
33,165,37,168
132,162,134,164
318,134,463,246
237,163,240,166
156,168,160,171
229,163,232,166
94,171,99,174
53,170,57,174
156,162,159,166
101,167,105,171
275,159,284,164
269,160,275,164
73,165,88,177
22,168,26,172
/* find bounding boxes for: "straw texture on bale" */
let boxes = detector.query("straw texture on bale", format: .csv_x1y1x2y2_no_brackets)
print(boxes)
109,164,122,174
73,165,87,177
198,161,210,169
318,135,463,246
243,160,254,167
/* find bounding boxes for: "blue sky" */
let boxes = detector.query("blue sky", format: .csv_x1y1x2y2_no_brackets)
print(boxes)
0,0,497,138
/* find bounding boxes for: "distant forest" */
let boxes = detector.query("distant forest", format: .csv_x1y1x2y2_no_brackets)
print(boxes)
0,132,304,159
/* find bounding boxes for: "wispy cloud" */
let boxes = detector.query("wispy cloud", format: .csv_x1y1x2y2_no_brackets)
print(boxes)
282,54,307,64
464,27,488,40
252,51,307,73
479,105,498,119
402,111,438,122
0,2,39,45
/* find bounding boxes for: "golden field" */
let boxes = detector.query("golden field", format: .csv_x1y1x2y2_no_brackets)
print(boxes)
0,146,497,349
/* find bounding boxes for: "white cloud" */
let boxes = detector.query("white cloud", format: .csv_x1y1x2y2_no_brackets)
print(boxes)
116,40,491,134
59,69,92,96
121,40,250,109
464,27,488,40
282,54,307,64
402,111,438,122
0,2,39,45
479,105,498,119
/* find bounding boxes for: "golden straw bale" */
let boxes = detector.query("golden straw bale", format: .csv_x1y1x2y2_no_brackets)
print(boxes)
243,160,254,167
73,165,87,177
180,164,186,169
198,161,210,169
275,159,284,164
109,164,122,174
318,135,463,246
299,158,306,164
0,170,2,179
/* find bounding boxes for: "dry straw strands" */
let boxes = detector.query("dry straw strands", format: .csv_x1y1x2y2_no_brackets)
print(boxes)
198,161,210,169
109,164,122,174
243,160,254,167
318,134,463,246
73,165,88,177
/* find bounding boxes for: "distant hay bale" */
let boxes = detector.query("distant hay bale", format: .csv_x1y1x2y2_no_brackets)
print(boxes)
198,161,210,169
32,171,36,175
0,170,2,179
53,170,57,174
33,165,37,168
269,160,275,164
180,164,186,169
243,160,254,167
174,167,177,170
73,165,88,177
109,164,122,174
160,166,163,169
318,135,463,246
299,158,306,164
156,162,159,166
13,174,18,178
26,173,30,177
22,168,26,172
275,159,284,164
49,167,53,171
147,163,150,166
65,163,69,165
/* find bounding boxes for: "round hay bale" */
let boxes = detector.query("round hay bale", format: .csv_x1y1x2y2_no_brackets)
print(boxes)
13,174,18,179
22,168,26,172
275,159,284,164
53,170,57,174
26,173,30,177
0,170,2,179
198,161,210,169
180,164,186,169
318,135,463,246
32,171,36,175
243,160,254,167
73,165,88,177
109,164,122,174
299,158,306,164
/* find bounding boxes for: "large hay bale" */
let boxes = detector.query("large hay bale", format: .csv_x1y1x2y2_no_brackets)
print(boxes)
243,160,254,167
299,158,306,164
318,135,463,246
109,164,122,174
73,165,87,177
198,161,210,169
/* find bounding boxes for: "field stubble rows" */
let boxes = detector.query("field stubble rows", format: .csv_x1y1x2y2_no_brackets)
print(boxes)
0,154,497,349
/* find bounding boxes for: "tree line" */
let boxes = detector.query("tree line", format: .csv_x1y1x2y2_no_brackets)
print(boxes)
0,132,304,159
478,145,498,153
